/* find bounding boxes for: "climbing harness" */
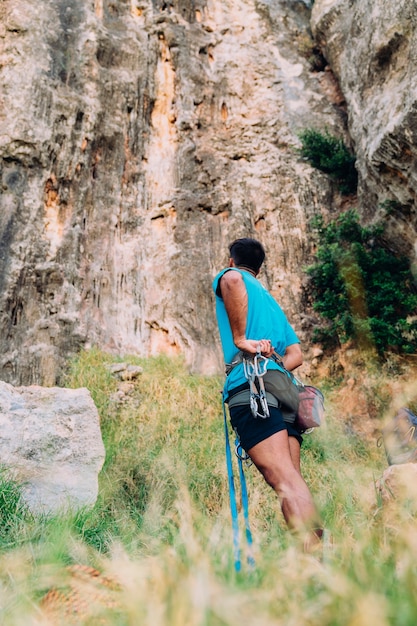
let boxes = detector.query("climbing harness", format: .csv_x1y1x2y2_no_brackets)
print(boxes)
242,348,270,419
222,393,255,572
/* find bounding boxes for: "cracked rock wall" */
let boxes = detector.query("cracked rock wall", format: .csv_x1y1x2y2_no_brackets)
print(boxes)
312,0,417,265
0,0,353,384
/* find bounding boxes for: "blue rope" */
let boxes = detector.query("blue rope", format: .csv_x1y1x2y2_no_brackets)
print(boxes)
223,398,241,572
222,395,255,572
237,441,255,570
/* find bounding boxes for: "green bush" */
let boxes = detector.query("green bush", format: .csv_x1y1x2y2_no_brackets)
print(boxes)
307,209,417,355
298,128,358,194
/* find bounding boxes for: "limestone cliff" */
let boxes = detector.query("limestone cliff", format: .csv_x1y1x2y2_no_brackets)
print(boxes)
0,0,414,385
312,0,417,261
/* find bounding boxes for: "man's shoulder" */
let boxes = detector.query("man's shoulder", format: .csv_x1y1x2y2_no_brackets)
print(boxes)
213,268,242,296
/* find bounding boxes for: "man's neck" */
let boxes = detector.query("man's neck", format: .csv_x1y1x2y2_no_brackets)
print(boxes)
236,265,257,277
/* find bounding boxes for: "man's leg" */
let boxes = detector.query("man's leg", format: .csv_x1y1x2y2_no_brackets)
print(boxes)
288,435,301,474
248,429,321,548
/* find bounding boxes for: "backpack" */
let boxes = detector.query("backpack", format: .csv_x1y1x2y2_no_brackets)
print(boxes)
296,385,324,433
382,407,417,465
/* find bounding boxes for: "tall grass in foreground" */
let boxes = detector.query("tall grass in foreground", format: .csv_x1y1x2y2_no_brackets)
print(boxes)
0,350,416,625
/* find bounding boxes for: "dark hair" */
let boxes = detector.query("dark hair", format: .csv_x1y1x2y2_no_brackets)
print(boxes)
229,238,265,273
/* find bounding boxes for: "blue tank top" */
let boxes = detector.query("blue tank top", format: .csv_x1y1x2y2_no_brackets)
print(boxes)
212,268,299,398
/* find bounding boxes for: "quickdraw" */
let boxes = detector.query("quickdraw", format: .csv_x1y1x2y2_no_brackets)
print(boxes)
242,348,270,419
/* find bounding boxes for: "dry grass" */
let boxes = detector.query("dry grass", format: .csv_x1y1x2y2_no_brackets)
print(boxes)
1,350,417,625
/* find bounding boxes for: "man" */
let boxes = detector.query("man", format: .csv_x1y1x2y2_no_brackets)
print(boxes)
213,237,322,550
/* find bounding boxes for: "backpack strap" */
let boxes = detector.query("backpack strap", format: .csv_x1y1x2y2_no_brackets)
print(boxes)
228,389,279,410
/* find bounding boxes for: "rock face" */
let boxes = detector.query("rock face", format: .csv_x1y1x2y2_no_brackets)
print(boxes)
0,0,343,385
0,381,105,513
311,0,417,262
1,0,416,385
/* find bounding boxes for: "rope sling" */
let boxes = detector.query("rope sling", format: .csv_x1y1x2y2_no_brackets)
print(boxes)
222,391,255,572
222,347,271,572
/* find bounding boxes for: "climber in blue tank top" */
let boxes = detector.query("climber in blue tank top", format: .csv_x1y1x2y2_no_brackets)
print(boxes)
212,237,322,552
213,266,299,401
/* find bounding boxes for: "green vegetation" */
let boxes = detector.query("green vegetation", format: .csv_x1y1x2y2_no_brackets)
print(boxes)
298,128,358,194
0,350,417,624
297,33,326,71
0,469,33,546
307,209,417,355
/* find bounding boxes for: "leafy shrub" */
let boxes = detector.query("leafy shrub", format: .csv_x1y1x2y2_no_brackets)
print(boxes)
298,128,358,194
307,209,417,355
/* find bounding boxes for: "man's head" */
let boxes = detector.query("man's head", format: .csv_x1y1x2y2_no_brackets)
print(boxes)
229,238,265,274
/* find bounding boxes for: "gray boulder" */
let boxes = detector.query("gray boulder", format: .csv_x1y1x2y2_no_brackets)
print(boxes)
376,463,417,513
0,381,105,514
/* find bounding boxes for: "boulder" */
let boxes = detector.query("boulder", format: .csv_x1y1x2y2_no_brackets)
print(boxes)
0,381,105,514
376,463,417,512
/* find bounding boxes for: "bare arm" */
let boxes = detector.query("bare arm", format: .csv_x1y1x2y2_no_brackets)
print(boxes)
282,343,303,371
219,270,273,356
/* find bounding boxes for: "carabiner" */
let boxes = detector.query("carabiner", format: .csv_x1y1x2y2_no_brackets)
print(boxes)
250,392,269,419
235,441,252,465
254,353,268,378
243,357,255,381
259,389,270,417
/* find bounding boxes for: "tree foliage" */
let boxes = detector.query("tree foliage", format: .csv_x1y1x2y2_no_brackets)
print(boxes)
298,128,358,195
307,210,417,355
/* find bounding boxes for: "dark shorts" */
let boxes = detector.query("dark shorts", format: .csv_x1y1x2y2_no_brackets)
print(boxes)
229,404,303,452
